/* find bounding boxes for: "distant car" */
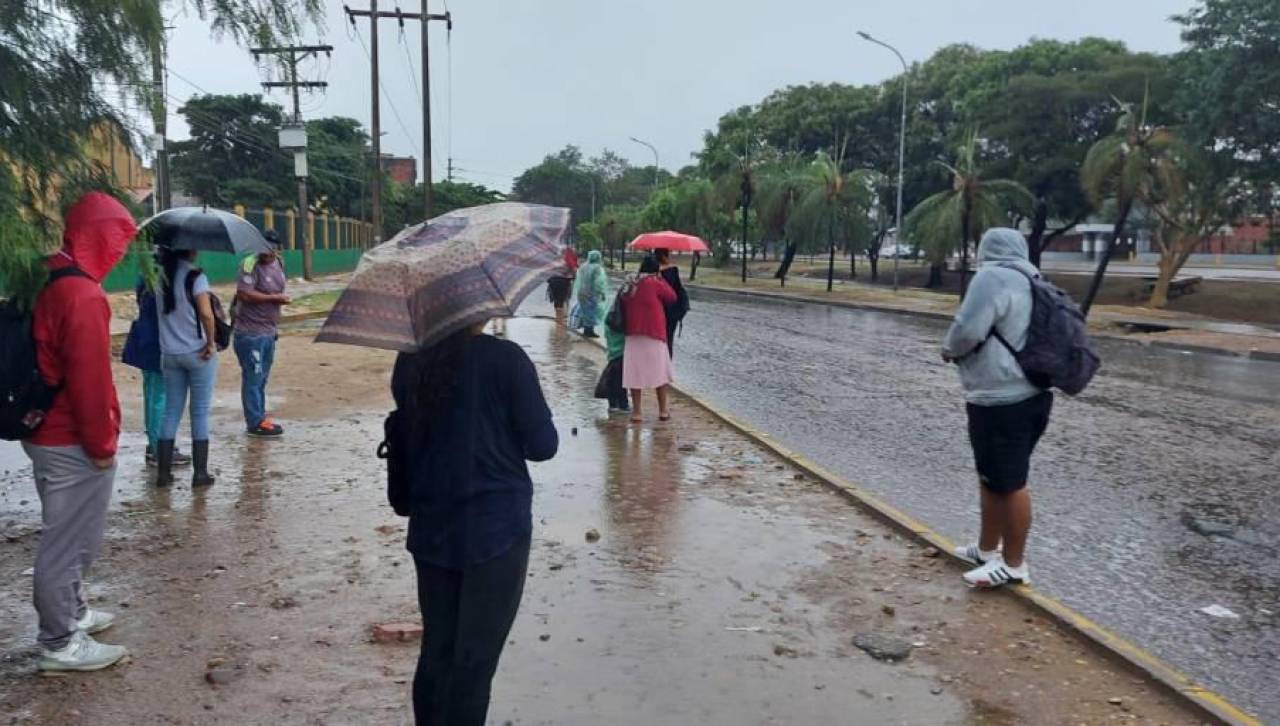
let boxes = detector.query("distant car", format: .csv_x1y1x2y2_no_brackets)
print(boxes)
880,244,919,259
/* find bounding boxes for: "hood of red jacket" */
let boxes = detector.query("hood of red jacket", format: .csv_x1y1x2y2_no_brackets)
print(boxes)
60,192,137,281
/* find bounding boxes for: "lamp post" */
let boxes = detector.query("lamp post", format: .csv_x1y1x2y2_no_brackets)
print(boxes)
629,136,660,189
857,30,909,293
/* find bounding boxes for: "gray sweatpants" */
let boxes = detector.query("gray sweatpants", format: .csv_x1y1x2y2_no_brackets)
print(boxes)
22,443,115,649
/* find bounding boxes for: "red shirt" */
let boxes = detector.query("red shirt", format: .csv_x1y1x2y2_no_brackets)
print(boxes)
29,257,121,459
621,275,676,342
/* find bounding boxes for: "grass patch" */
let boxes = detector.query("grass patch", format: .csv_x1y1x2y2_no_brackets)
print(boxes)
289,290,341,313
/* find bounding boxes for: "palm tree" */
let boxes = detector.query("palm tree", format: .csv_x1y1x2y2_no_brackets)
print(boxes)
905,129,1033,295
754,156,810,286
1079,95,1186,315
788,149,874,292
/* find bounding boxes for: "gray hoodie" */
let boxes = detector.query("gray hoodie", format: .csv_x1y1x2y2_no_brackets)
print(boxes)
941,228,1044,406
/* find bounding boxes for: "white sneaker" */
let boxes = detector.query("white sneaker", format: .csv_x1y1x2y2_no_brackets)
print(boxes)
962,556,1030,588
954,543,1000,566
76,609,116,635
38,630,128,672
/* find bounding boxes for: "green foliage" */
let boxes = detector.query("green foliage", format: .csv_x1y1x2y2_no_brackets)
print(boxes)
1173,0,1280,192
787,151,875,257
0,0,321,265
170,94,293,208
576,221,603,251
905,130,1033,263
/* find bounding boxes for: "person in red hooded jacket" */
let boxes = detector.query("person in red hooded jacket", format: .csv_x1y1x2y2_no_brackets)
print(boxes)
22,192,134,672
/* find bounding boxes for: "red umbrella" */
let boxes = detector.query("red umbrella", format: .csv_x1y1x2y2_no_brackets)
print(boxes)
628,231,709,253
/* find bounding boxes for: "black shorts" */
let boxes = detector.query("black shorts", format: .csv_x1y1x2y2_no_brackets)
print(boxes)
966,391,1053,494
547,276,572,306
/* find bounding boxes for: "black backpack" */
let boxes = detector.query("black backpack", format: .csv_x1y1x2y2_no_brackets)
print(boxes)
605,280,634,333
0,267,90,440
991,265,1101,396
184,269,233,351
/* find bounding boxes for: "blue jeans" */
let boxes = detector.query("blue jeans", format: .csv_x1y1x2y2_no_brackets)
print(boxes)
161,352,218,441
233,333,277,429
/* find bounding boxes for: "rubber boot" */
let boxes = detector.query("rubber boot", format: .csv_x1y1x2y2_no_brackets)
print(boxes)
155,439,175,488
191,440,215,488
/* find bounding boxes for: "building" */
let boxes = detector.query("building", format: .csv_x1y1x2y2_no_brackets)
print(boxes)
380,155,417,186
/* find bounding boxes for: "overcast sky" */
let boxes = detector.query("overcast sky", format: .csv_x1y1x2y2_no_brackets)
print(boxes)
158,0,1197,192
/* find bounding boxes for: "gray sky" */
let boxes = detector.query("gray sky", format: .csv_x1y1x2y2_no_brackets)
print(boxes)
159,0,1197,192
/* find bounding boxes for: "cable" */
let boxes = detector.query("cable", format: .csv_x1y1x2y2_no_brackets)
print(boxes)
353,24,422,158
400,28,423,106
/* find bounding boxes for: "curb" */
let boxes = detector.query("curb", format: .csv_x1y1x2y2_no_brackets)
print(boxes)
572,327,1258,726
687,282,1275,362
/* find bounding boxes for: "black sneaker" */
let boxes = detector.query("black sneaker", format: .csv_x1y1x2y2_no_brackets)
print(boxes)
247,421,284,438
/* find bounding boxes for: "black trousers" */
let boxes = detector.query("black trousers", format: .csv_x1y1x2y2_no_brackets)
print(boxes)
413,536,530,725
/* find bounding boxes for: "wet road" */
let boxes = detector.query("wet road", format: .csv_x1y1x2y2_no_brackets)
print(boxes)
668,288,1280,721
2,321,1205,724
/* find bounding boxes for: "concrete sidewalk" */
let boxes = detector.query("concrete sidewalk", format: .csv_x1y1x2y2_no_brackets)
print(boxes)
0,316,1217,724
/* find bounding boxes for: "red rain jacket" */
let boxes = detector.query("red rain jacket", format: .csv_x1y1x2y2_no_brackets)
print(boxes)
621,275,676,342
28,193,135,459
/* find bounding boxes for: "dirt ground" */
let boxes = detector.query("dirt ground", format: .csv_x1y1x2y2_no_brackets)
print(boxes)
0,318,1210,725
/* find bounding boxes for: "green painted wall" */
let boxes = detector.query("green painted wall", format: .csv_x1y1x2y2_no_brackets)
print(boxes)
99,249,363,293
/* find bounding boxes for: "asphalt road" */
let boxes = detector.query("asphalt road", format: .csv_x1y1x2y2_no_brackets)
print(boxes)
667,287,1280,722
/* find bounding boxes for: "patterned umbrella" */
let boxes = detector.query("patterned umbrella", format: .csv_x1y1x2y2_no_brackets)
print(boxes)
316,202,571,352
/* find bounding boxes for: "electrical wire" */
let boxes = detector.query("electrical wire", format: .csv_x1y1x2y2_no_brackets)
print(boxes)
353,23,422,159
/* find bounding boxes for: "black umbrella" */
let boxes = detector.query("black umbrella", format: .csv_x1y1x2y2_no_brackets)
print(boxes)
139,206,274,255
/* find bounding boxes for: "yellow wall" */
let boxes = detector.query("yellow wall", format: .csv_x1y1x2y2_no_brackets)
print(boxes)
88,123,153,192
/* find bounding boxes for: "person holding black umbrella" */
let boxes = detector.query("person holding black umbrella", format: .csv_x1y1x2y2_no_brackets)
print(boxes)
139,205,275,486
154,247,219,488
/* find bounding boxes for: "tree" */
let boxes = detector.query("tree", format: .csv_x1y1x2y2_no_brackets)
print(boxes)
306,117,373,218
0,0,320,271
511,146,595,225
754,157,810,285
788,149,874,292
904,130,1033,294
170,94,292,207
1174,0,1280,195
975,40,1174,265
1079,97,1186,315
1144,145,1246,307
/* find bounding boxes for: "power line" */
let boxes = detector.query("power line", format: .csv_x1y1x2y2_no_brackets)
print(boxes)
352,25,421,159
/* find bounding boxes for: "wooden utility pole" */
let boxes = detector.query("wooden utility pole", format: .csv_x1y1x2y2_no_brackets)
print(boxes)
345,1,451,229
150,37,171,212
251,44,332,279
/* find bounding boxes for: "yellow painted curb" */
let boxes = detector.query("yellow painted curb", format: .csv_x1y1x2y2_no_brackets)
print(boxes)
574,328,1259,726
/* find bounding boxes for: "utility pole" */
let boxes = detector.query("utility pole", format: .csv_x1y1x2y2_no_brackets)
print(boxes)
150,33,171,212
345,2,451,231
252,43,332,279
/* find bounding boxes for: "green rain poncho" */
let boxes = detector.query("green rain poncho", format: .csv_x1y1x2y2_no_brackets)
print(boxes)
571,250,610,328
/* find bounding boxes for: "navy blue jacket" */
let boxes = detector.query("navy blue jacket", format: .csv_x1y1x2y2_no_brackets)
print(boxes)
391,334,558,567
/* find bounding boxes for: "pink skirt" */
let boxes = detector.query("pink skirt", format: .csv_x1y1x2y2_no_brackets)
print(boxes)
622,335,674,390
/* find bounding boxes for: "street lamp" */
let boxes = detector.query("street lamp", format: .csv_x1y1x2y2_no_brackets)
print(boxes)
857,30,909,293
629,136,660,189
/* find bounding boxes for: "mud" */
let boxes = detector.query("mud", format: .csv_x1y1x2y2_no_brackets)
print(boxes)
0,317,1206,724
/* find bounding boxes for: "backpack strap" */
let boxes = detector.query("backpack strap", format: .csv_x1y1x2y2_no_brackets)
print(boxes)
46,266,89,286
184,269,204,340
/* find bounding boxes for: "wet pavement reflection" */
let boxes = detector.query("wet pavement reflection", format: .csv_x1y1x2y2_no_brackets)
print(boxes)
661,288,1280,720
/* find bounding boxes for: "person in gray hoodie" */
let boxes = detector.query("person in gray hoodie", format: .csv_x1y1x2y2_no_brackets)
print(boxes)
941,227,1053,588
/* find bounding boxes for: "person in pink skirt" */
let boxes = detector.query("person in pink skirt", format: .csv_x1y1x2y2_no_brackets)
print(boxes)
620,255,677,423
